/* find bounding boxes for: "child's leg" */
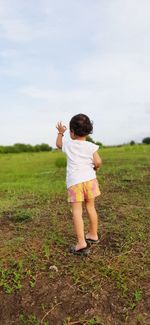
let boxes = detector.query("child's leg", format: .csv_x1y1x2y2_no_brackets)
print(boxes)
71,202,87,250
85,198,99,240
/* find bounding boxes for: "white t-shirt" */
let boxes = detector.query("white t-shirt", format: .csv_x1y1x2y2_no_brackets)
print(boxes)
62,139,99,188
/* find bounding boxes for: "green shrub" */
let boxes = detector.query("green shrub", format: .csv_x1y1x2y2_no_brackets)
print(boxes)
142,137,150,144
130,140,135,145
55,157,67,167
11,209,32,223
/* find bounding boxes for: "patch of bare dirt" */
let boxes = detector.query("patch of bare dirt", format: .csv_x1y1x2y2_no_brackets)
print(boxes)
0,273,150,324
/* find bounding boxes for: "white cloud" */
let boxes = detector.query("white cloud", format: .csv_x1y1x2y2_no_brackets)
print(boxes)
77,53,150,102
0,48,18,58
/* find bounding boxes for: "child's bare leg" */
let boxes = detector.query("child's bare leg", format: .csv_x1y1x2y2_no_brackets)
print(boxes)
71,202,87,250
85,198,99,240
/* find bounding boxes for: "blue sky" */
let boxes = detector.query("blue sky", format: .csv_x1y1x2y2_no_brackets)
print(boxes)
0,0,150,146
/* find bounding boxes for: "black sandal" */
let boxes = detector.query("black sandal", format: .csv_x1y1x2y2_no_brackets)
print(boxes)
69,245,90,256
86,238,100,244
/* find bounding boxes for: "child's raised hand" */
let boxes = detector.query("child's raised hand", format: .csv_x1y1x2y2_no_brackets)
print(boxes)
56,122,67,135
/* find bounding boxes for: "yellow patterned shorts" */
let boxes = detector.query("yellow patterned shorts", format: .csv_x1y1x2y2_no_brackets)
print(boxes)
68,178,101,203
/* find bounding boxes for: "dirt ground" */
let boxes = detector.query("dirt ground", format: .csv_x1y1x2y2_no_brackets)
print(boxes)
0,195,150,325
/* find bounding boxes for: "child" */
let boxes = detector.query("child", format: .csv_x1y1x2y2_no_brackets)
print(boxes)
56,114,102,255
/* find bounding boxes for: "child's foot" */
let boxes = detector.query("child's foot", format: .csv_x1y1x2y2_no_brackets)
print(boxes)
85,233,99,244
75,241,87,251
86,232,98,240
69,240,88,255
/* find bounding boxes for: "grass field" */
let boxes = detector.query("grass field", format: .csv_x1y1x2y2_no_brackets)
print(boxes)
0,145,150,325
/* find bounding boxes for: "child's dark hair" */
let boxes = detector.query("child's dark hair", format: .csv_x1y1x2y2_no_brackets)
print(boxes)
69,114,93,136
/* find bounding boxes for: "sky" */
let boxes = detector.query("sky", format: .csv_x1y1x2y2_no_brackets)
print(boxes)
0,0,150,147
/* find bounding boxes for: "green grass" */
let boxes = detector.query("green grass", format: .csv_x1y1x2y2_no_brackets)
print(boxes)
0,145,150,324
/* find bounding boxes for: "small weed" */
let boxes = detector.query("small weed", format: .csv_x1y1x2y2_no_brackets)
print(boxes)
133,289,142,302
30,251,39,261
130,303,136,310
0,259,37,293
19,313,44,325
136,314,143,323
130,289,142,310
116,272,128,294
29,277,36,288
26,270,36,288
0,259,24,293
43,243,50,259
11,209,32,222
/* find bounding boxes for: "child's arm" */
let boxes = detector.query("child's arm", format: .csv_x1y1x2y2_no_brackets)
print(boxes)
56,122,67,149
93,151,102,171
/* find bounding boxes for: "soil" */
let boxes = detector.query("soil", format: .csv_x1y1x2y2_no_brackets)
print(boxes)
0,195,150,325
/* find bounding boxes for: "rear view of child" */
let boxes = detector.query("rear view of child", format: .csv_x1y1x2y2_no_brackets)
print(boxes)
56,114,102,255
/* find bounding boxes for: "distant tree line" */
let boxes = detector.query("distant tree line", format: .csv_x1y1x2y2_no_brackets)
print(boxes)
87,136,150,147
0,137,149,153
0,143,52,153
